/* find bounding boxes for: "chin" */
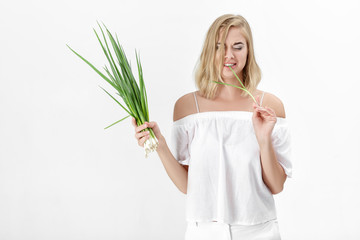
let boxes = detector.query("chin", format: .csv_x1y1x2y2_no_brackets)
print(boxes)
222,71,241,80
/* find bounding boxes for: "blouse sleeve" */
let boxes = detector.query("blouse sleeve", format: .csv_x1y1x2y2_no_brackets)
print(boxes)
169,123,193,166
271,119,293,178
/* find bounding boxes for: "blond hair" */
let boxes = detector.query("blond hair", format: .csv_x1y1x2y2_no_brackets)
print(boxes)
194,14,262,99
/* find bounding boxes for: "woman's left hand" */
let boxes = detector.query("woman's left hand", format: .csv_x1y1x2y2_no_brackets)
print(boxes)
252,95,277,145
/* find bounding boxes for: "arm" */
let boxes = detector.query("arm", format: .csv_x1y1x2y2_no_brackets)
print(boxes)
259,139,287,194
133,119,188,195
252,92,288,194
155,136,189,194
155,92,197,194
137,93,195,194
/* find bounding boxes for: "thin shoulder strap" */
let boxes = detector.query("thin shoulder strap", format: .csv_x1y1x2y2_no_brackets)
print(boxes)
193,92,200,113
260,91,265,107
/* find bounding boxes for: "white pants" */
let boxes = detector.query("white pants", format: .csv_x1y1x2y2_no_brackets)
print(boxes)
184,219,281,240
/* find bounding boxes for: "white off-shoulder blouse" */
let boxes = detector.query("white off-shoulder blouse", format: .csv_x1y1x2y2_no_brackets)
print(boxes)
169,109,292,225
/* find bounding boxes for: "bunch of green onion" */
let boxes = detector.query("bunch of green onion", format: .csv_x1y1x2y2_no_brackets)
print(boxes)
213,66,258,106
66,22,158,158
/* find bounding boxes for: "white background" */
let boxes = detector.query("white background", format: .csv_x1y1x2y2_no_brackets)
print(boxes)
1,0,359,239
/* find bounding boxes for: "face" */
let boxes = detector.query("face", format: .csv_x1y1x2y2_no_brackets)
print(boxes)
215,27,248,82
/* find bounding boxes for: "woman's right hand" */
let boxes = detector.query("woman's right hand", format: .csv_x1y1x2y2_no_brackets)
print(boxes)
131,117,164,148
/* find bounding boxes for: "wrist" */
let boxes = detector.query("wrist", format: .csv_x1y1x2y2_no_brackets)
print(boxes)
258,136,272,148
155,135,167,153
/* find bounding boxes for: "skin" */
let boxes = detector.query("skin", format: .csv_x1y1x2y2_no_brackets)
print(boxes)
215,27,248,98
131,117,188,195
131,27,287,201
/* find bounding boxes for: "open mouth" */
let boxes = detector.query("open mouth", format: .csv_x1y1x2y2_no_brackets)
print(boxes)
224,63,236,67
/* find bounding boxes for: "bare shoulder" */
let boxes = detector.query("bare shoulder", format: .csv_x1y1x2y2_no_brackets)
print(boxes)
173,92,198,122
262,91,286,118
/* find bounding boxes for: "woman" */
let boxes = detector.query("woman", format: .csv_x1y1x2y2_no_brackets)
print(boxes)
132,14,292,240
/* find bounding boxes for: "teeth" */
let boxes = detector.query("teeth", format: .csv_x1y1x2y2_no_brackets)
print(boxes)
225,63,235,67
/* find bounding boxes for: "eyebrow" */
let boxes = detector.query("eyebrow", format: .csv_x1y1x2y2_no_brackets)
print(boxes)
217,42,245,45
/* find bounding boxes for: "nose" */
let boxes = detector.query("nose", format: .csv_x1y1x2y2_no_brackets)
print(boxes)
224,47,234,59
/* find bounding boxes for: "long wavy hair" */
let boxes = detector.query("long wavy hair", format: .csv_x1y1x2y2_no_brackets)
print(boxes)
194,14,262,99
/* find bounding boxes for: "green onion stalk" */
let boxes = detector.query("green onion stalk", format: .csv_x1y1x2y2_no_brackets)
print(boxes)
66,22,158,158
213,66,259,106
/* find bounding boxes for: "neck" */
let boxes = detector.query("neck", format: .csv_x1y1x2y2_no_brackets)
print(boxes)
217,75,247,99
216,84,249,101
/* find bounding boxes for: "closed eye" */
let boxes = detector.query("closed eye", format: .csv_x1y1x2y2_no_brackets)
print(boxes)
216,44,243,50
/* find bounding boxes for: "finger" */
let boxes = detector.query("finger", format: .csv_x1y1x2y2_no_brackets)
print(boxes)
265,107,277,116
254,106,261,117
255,106,266,112
258,108,271,117
131,117,137,127
258,107,274,117
147,121,156,129
255,107,272,118
139,134,149,147
135,130,150,140
135,122,148,133
257,106,269,112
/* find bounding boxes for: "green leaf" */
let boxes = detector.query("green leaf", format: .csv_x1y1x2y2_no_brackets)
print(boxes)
99,85,132,116
68,22,153,132
212,81,245,90
104,115,131,129
66,44,117,89
212,81,258,105
228,66,245,88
